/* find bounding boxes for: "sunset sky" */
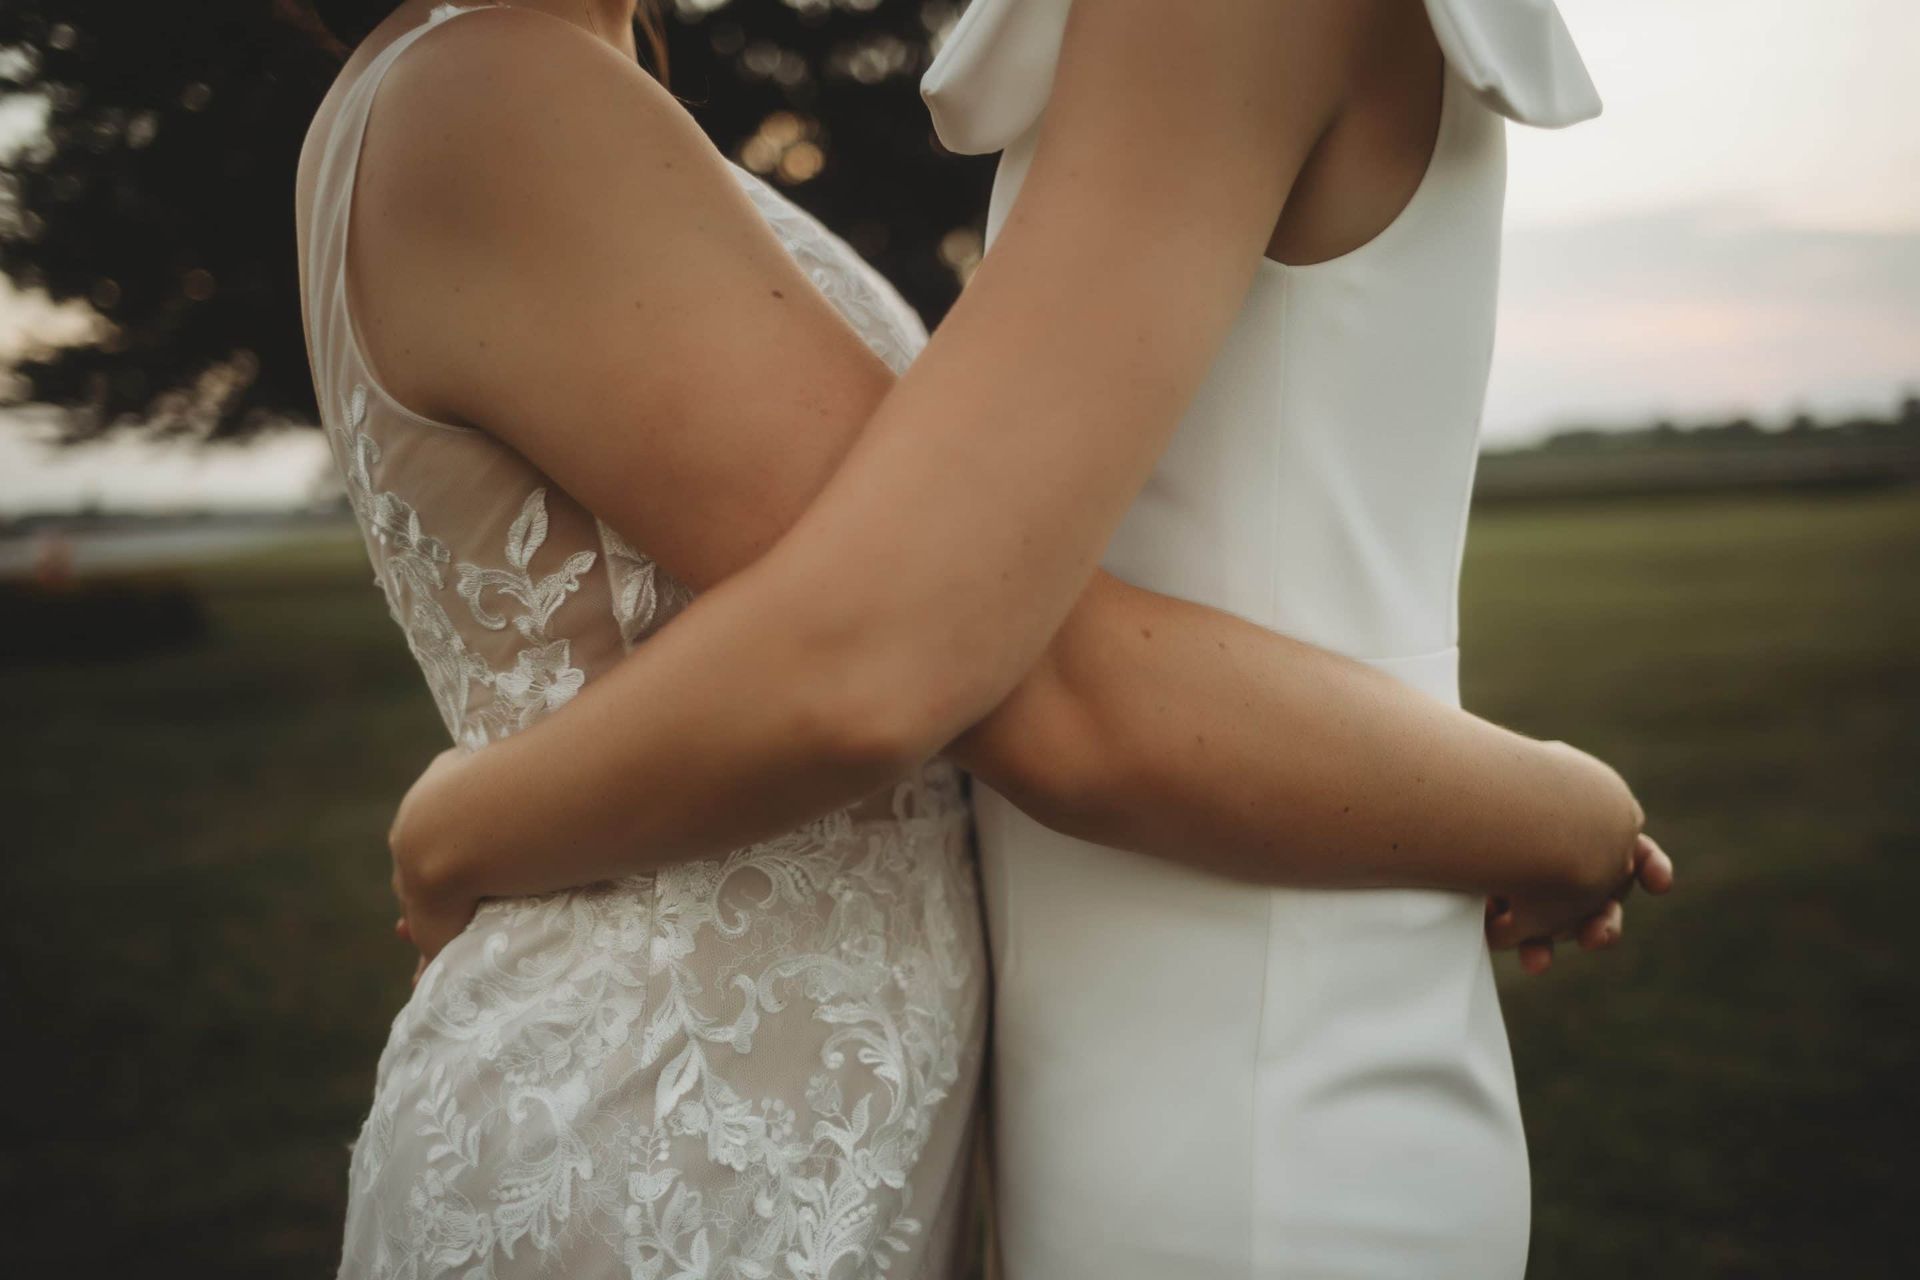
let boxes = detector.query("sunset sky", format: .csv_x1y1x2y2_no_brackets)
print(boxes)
1493,0,1920,434
3,0,1916,512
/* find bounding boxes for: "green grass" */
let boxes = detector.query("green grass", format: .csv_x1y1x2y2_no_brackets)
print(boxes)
1461,491,1919,1277
2,492,1915,1275
0,530,441,1273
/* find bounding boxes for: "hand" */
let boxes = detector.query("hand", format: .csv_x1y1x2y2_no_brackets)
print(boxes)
1486,832,1674,975
388,747,483,966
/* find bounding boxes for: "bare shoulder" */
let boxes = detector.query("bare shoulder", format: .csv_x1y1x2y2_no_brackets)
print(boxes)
338,8,765,428
1057,0,1374,78
359,8,719,238
1047,0,1377,149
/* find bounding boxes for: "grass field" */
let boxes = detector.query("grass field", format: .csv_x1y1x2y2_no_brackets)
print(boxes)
3,490,1916,1276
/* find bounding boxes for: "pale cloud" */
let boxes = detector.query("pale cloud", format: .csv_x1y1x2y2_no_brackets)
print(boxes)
1510,0,1920,232
0,409,330,514
1484,0,1920,439
1488,213,1920,439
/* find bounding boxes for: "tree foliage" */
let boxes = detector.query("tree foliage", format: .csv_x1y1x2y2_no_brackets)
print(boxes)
0,0,992,441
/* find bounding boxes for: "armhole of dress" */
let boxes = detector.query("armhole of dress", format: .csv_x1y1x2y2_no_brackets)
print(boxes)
319,5,513,437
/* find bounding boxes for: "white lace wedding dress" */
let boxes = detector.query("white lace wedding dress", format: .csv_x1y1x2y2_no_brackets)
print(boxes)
297,8,986,1277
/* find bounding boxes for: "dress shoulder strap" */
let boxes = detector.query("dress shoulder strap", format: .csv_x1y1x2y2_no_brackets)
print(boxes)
303,5,507,409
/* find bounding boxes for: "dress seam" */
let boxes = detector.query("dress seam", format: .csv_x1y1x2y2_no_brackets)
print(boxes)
1251,267,1291,1275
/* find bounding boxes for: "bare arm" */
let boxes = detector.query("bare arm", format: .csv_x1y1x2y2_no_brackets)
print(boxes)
363,5,1644,950
954,576,1628,893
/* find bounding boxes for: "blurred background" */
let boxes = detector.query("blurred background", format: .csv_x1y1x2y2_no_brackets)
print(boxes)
1,0,1914,1275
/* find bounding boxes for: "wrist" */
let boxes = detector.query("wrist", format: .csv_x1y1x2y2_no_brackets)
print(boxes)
389,758,488,909
1534,739,1642,898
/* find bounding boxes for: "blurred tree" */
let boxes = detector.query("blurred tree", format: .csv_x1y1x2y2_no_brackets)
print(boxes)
0,3,343,441
0,0,992,442
667,1,993,324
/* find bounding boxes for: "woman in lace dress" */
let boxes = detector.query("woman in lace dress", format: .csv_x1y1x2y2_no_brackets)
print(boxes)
297,2,1667,1277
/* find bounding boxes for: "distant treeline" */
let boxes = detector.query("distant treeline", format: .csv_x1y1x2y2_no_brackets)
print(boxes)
1475,393,1920,502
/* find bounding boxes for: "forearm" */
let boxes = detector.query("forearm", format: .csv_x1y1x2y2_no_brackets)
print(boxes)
952,576,1638,899
390,556,935,901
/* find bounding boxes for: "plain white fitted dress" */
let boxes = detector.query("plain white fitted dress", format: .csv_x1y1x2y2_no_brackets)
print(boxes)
298,8,987,1277
923,1,1601,1276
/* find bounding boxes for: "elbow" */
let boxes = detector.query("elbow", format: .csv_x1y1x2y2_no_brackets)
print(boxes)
789,604,1023,783
387,773,475,911
769,568,1054,784
1000,745,1124,845
796,649,985,786
1536,740,1646,897
959,674,1132,843
803,694,931,785
801,639,1138,848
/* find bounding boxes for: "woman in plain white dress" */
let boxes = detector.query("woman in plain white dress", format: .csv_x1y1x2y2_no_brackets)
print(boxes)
307,1,1665,1276
922,0,1602,1274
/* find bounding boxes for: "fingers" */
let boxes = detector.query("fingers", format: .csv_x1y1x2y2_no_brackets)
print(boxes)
1576,898,1623,951
1484,897,1524,951
1635,833,1675,895
1495,831,1673,973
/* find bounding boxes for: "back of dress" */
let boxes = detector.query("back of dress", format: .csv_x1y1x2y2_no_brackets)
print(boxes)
925,2,1600,1277
298,8,985,1277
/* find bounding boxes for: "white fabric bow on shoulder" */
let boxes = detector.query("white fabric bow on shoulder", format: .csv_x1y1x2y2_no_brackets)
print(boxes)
922,0,1601,156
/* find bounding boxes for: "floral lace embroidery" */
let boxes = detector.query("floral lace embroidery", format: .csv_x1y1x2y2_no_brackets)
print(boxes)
346,767,979,1280
330,384,595,749
597,520,694,647
732,171,927,377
